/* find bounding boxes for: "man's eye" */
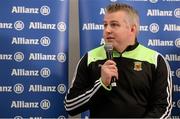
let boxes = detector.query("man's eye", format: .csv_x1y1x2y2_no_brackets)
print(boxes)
104,24,107,28
111,23,119,27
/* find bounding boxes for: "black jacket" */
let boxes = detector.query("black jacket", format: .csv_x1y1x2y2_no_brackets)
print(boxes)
64,43,172,118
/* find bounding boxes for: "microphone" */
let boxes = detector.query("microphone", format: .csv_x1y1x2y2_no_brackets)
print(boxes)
104,43,117,87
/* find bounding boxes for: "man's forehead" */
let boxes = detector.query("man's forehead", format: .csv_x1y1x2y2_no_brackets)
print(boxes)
105,10,126,15
103,20,119,23
104,11,127,21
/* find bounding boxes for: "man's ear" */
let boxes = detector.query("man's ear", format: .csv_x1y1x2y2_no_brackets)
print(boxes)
131,25,137,33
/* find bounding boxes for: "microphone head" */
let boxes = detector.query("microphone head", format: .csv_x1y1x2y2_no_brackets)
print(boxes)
104,43,113,59
104,43,113,52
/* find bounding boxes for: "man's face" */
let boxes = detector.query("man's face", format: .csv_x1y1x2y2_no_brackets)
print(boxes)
103,11,134,52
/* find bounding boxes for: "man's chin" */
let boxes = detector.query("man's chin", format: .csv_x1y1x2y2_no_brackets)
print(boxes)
105,41,113,44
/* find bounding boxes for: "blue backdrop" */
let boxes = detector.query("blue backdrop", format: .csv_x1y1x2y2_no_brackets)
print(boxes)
79,0,180,118
0,0,69,118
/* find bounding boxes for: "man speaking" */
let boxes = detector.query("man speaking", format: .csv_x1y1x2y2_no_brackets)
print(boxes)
64,3,172,118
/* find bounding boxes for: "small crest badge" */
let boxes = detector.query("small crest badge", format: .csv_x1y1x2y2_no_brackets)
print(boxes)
133,62,142,71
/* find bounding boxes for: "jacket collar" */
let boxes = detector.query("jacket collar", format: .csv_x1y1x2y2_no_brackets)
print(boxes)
125,39,139,52
113,38,139,56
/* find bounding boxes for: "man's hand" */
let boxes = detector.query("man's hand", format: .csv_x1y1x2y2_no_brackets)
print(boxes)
101,60,118,86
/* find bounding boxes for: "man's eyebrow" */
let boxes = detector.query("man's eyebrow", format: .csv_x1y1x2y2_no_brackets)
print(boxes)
110,20,119,23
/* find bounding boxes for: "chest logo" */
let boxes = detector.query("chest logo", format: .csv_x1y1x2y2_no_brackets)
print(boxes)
133,62,142,71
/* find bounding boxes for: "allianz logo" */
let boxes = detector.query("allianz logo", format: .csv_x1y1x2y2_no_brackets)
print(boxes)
11,6,50,16
164,24,180,31
0,52,24,62
29,84,66,94
0,83,66,94
11,67,51,78
0,52,66,62
147,38,180,47
11,99,50,110
164,54,180,61
148,39,173,46
0,83,24,94
11,36,51,46
147,9,173,16
0,21,24,30
82,23,104,30
29,52,66,62
29,22,66,32
140,23,180,32
140,23,159,33
0,21,67,32
147,8,180,18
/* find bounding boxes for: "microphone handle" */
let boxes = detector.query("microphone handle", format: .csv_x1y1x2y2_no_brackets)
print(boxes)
111,76,117,87
107,51,117,87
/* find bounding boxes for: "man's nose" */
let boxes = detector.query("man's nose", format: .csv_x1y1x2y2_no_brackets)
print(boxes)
105,25,112,33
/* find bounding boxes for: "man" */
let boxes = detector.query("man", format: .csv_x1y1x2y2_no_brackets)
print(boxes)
64,3,172,118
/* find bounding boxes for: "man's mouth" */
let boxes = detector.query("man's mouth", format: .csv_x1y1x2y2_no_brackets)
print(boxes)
106,37,114,41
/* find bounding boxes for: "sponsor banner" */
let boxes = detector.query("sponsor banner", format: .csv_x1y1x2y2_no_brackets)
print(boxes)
79,0,179,117
0,0,69,118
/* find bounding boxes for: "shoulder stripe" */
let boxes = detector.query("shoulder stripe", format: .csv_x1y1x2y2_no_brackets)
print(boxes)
123,44,158,65
88,45,106,65
160,54,172,119
64,80,101,111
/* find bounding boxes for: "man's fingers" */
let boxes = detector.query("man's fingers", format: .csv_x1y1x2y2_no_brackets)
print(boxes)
104,60,116,66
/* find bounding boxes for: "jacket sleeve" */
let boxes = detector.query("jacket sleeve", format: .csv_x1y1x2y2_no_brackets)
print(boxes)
64,54,107,116
144,54,172,118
